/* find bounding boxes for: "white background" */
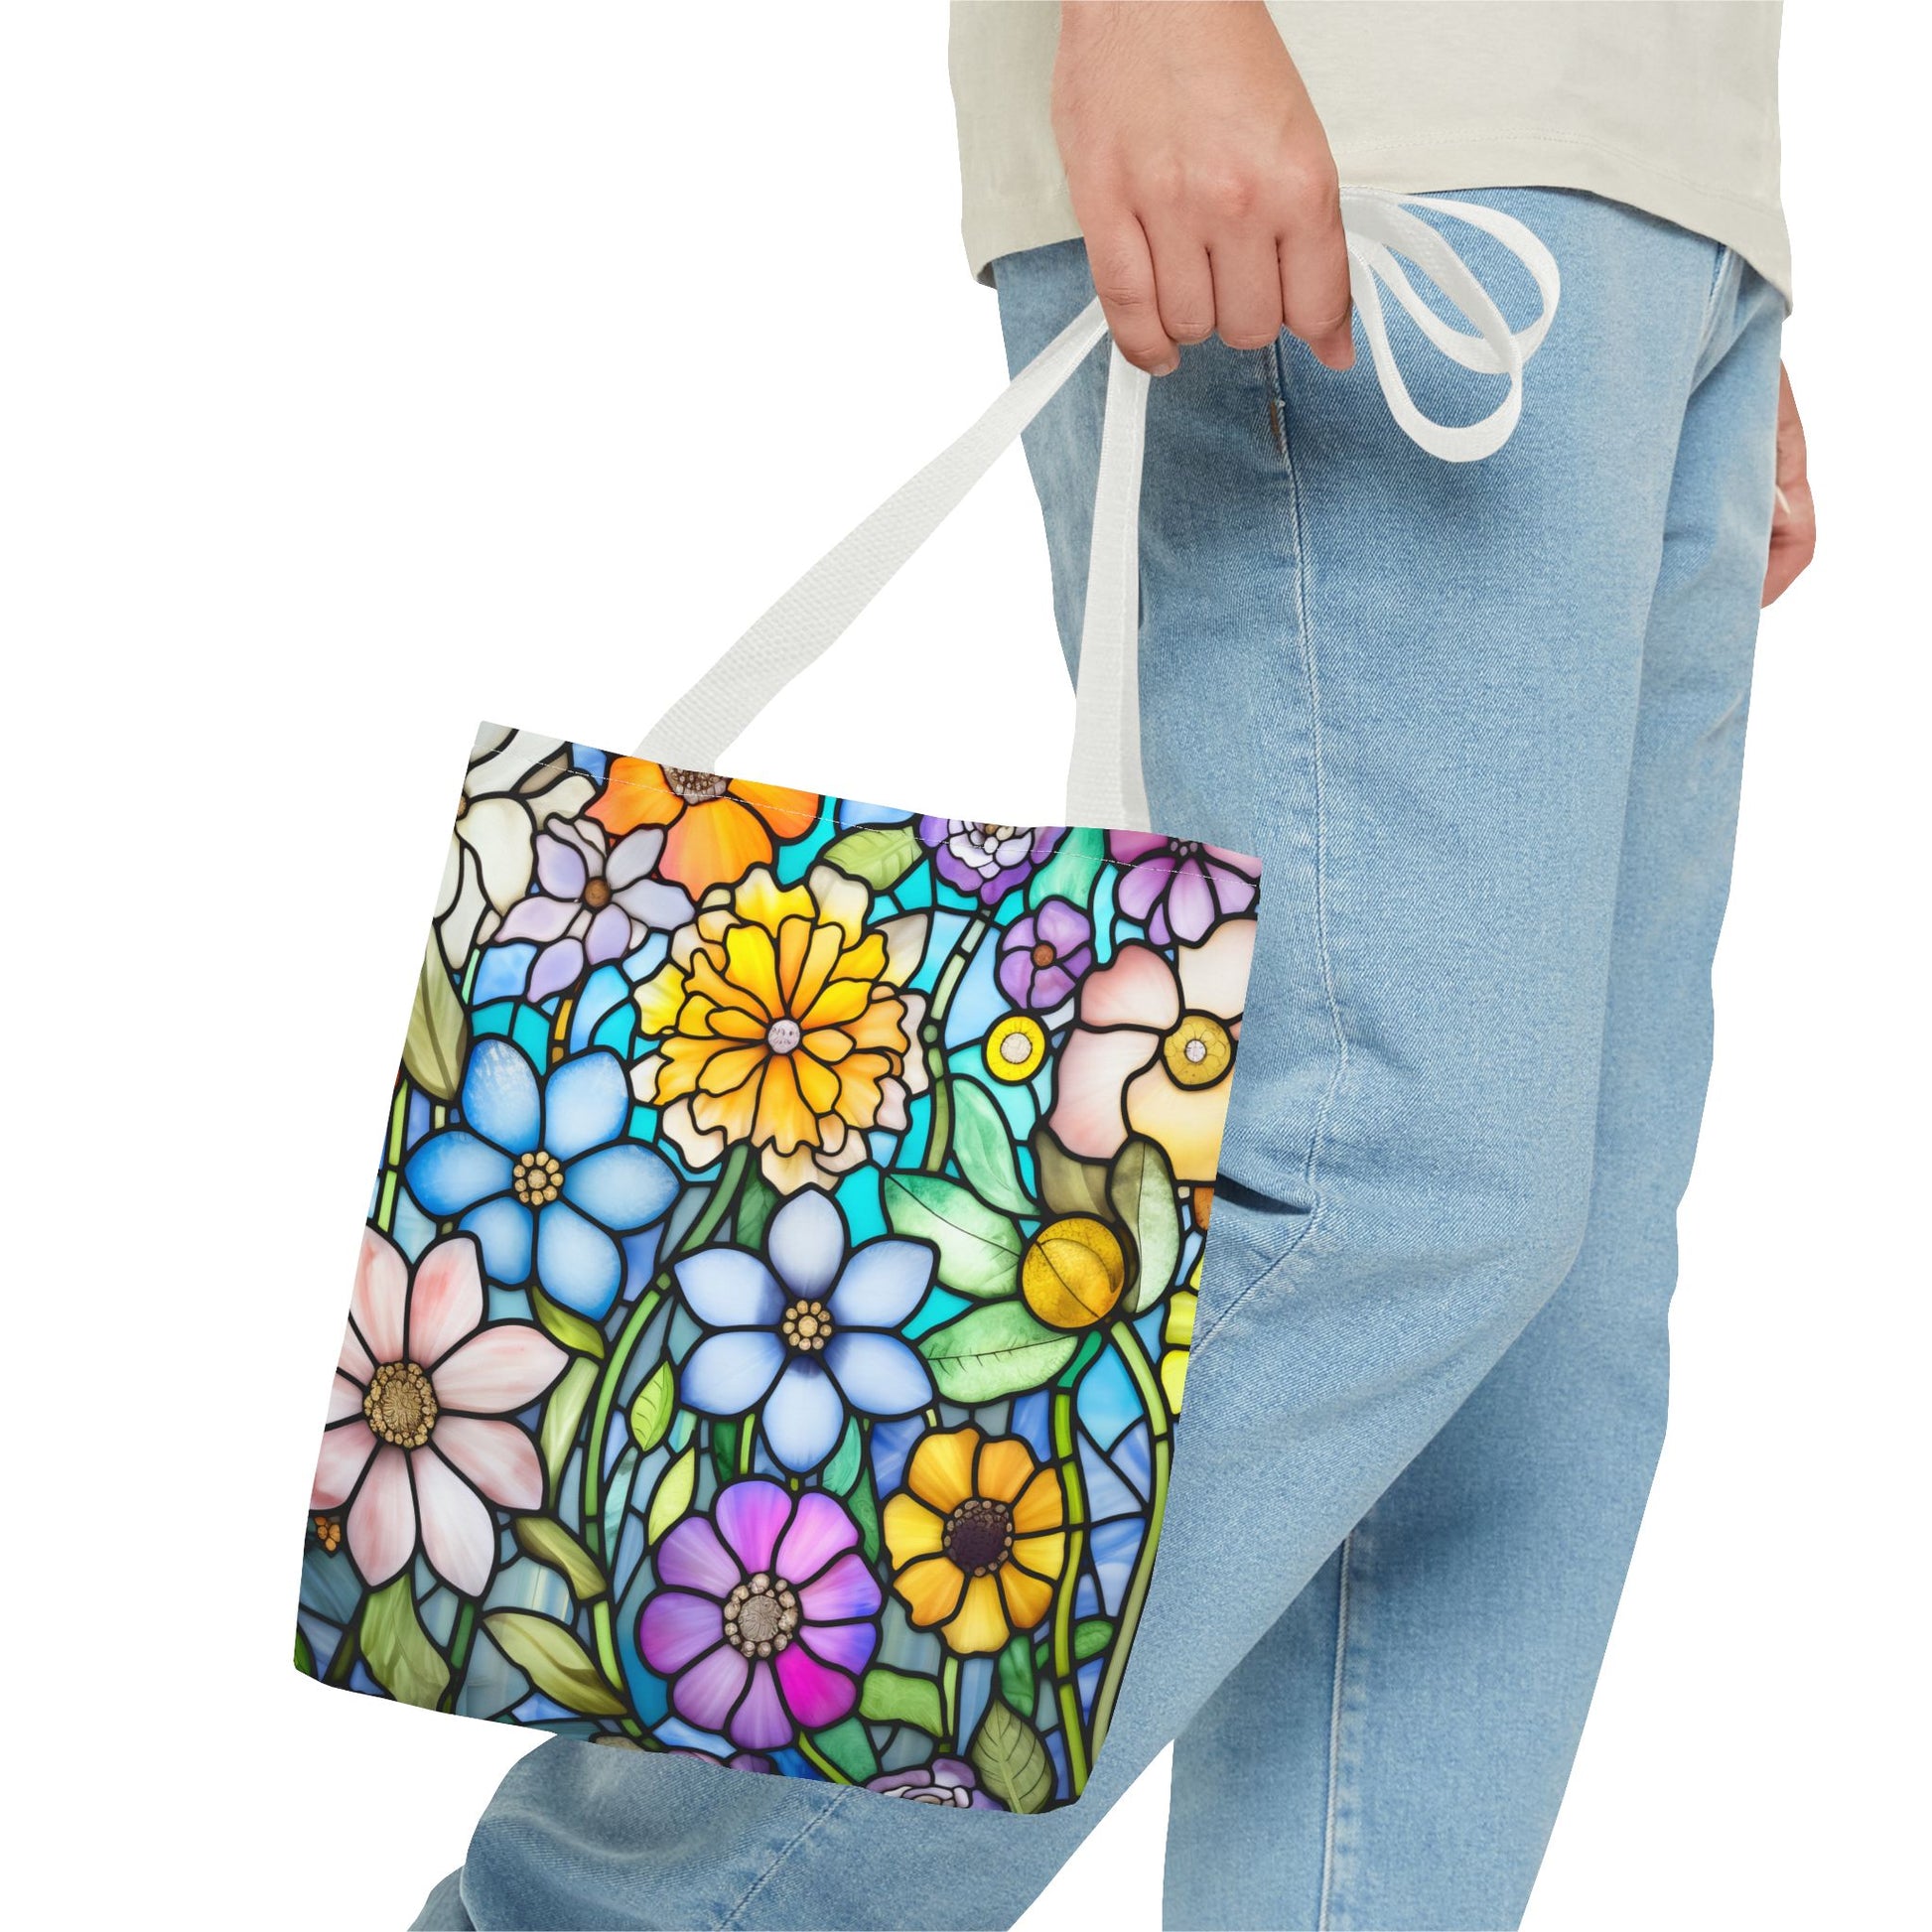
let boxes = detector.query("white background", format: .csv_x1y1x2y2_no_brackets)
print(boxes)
2,4,1923,1928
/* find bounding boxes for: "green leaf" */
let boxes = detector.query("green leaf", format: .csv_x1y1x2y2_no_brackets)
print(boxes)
819,823,922,892
531,1286,607,1361
711,1417,743,1488
846,1466,882,1564
481,1610,627,1718
403,932,471,1102
646,1445,697,1545
1034,1616,1114,1671
858,1665,944,1734
627,1360,676,1453
1109,1137,1182,1313
1027,826,1106,912
735,1171,781,1249
512,1516,608,1601
969,1698,1055,1814
1031,1127,1113,1220
540,1358,598,1495
809,1714,881,1782
293,1624,317,1678
883,1173,1023,1301
918,1301,1079,1403
951,1080,1037,1216
360,1575,450,1710
996,1631,1035,1716
821,1417,864,1496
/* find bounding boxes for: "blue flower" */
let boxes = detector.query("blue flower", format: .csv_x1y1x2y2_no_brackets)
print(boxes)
404,1039,677,1320
674,1191,936,1472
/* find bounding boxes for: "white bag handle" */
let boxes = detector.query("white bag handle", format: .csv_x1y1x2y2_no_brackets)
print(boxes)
636,190,1559,831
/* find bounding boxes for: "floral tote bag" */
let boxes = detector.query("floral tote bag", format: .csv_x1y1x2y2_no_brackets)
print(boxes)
296,192,1558,1814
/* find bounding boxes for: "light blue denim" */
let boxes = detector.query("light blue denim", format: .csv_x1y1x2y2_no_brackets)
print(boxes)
414,189,1781,1930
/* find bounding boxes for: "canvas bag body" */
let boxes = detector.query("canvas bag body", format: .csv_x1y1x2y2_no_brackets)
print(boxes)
297,194,1558,1815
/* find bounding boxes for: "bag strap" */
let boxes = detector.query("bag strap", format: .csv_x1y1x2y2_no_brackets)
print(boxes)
633,296,1154,828
635,190,1559,828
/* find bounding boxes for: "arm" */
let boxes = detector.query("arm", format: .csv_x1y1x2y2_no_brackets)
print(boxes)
1050,0,1353,375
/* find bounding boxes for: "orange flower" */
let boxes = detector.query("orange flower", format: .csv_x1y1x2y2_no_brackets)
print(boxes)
632,866,929,1192
588,760,819,897
883,1427,1067,1655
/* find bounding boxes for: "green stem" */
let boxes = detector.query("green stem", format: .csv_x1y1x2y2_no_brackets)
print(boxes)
1088,1317,1173,1758
586,1601,654,1742
1048,1384,1092,1793
581,1289,661,1566
437,1601,477,1714
374,1078,410,1233
796,1735,851,1784
920,914,995,1173
942,1655,962,1744
580,1146,748,1563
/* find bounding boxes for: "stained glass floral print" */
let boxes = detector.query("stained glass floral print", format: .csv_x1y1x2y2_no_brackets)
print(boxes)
298,723,1260,1815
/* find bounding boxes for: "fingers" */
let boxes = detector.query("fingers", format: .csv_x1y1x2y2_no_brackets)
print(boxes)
1761,363,1815,607
1207,231,1287,351
1141,218,1215,347
1278,171,1354,369
1088,217,1178,376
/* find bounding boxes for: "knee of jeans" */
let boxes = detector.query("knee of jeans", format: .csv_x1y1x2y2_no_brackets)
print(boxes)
1479,1182,1593,1331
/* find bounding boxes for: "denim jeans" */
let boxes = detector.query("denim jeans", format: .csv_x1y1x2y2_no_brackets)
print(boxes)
415,189,1781,1930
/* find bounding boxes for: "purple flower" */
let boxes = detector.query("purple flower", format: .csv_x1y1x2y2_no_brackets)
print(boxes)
918,818,1064,906
494,816,694,1001
866,1756,1004,1810
1109,833,1261,946
674,1191,936,1472
638,1479,882,1751
996,897,1094,1010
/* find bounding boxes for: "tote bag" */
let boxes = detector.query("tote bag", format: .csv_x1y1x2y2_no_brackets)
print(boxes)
296,192,1557,1815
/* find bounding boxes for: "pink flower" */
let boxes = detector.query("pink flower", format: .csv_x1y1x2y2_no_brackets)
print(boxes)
312,1228,567,1596
1109,833,1260,946
1045,919,1256,1183
638,1479,882,1751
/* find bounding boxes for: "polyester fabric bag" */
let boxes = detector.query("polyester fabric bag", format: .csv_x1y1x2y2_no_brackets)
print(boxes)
296,191,1557,1816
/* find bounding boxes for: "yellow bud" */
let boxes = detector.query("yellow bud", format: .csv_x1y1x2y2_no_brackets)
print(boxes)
1022,1216,1127,1330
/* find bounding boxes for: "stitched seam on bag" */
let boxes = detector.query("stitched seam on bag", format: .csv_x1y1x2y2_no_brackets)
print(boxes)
1195,348,1348,1353
1317,1532,1356,1932
532,765,1254,884
719,1786,856,1928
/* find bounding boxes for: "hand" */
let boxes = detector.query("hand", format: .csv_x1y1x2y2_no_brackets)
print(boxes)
1050,0,1352,376
1762,363,1814,605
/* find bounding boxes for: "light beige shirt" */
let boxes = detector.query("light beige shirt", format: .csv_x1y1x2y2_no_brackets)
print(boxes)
950,1,1789,301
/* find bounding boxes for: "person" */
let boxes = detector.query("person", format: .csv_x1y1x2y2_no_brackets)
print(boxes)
415,4,1813,1925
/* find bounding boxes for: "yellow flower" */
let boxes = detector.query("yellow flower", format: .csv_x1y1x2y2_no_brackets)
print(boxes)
632,865,928,1192
986,1014,1046,1083
883,1427,1066,1655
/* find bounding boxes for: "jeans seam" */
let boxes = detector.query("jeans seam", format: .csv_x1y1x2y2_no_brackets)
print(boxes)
1196,341,1349,1354
1316,1531,1357,1932
718,1787,856,1929
1694,243,1734,363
